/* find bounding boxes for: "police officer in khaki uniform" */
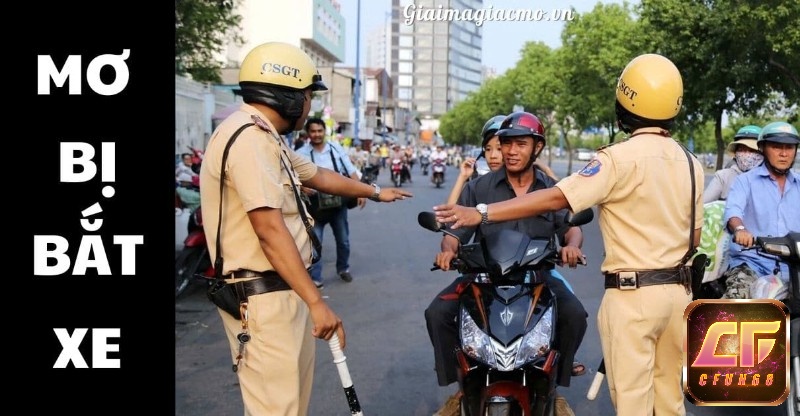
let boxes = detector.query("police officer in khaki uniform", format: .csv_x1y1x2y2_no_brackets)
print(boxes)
434,53,704,416
200,42,411,415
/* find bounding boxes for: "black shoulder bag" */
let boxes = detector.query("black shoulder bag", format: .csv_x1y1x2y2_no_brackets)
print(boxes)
679,144,707,298
330,146,359,209
206,123,323,319
309,146,358,211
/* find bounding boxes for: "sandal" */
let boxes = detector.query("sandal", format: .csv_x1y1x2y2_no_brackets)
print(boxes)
572,361,586,377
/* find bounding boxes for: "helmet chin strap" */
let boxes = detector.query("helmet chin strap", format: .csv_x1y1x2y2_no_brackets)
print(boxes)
279,118,298,135
761,143,798,176
617,119,632,134
524,140,546,170
764,158,794,176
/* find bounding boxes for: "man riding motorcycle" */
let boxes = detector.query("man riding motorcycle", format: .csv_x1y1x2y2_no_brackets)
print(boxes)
425,112,588,415
721,121,800,299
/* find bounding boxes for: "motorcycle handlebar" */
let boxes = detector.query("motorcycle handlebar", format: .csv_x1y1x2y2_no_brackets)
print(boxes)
431,259,464,272
432,256,587,272
553,255,588,267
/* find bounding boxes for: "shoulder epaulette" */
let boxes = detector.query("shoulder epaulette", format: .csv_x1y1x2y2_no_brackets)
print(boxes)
597,137,629,151
250,114,274,133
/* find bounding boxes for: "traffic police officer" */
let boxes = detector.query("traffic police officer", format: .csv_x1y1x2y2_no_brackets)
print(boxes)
200,42,411,415
433,53,704,416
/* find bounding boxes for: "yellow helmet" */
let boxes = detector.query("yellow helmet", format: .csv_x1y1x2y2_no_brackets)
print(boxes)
239,42,327,91
615,54,682,121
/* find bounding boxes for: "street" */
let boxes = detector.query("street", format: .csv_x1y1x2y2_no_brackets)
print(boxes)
175,161,784,416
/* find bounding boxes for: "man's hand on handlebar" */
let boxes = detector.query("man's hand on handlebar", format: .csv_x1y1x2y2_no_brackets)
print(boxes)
560,246,587,268
734,229,756,248
435,250,458,271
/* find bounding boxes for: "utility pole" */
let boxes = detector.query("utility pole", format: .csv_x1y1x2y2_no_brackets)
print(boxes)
353,0,361,145
381,11,390,136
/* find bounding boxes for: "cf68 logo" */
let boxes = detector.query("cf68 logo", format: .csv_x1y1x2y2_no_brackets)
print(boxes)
683,299,789,406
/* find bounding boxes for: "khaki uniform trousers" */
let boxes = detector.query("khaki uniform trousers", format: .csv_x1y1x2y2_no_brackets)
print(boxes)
597,284,691,416
218,290,315,416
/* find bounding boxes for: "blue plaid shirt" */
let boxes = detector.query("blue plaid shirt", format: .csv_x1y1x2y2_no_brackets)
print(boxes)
724,164,800,281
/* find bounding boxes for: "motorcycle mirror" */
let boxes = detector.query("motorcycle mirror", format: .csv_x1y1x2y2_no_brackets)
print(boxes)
418,212,442,232
567,208,594,227
418,212,462,241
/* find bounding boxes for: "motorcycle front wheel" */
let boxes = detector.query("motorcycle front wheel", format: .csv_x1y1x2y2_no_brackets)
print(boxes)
485,403,512,416
175,246,207,298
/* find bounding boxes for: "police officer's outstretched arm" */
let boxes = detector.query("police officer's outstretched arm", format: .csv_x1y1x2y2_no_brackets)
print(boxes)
435,186,571,228
303,166,413,201
247,207,346,344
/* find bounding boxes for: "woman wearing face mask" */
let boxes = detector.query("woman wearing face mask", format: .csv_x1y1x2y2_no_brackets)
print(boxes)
703,125,764,203
694,125,764,293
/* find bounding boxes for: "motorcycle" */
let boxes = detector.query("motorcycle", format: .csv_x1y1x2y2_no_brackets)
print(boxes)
391,158,410,187
175,206,214,298
754,233,799,416
361,164,380,185
432,158,446,188
418,209,594,416
420,155,431,176
692,232,798,415
187,146,204,174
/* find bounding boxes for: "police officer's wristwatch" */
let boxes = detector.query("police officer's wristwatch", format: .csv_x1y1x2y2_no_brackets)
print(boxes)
476,203,489,225
369,183,381,202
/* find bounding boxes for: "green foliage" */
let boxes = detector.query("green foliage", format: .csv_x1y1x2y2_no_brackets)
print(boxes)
438,0,798,168
638,0,799,168
175,0,243,83
438,74,517,145
559,2,645,143
506,42,562,144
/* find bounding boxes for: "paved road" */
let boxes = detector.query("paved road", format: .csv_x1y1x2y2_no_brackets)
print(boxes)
175,161,784,415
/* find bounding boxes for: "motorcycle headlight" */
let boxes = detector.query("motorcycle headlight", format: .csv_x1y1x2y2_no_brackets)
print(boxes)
515,307,554,368
460,308,497,367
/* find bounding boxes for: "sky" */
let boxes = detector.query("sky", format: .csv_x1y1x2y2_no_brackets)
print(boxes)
340,0,624,75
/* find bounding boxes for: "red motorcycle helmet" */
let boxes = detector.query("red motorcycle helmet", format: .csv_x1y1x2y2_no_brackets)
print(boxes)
496,111,546,141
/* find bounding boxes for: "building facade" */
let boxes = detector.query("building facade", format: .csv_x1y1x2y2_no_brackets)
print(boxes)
220,0,346,83
365,21,391,71
391,0,483,119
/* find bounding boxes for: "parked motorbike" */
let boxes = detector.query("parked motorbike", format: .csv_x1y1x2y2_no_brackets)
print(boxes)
418,209,594,416
175,206,214,298
420,155,431,176
432,158,446,188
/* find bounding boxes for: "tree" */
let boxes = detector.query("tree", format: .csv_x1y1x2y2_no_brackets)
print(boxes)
175,0,243,83
559,2,646,145
638,0,799,169
439,74,516,146
506,42,563,165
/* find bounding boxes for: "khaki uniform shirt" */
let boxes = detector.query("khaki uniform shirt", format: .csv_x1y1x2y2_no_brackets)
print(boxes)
199,104,318,274
556,127,704,273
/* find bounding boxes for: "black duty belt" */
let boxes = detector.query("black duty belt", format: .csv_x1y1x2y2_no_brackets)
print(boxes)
224,270,292,300
604,268,689,290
